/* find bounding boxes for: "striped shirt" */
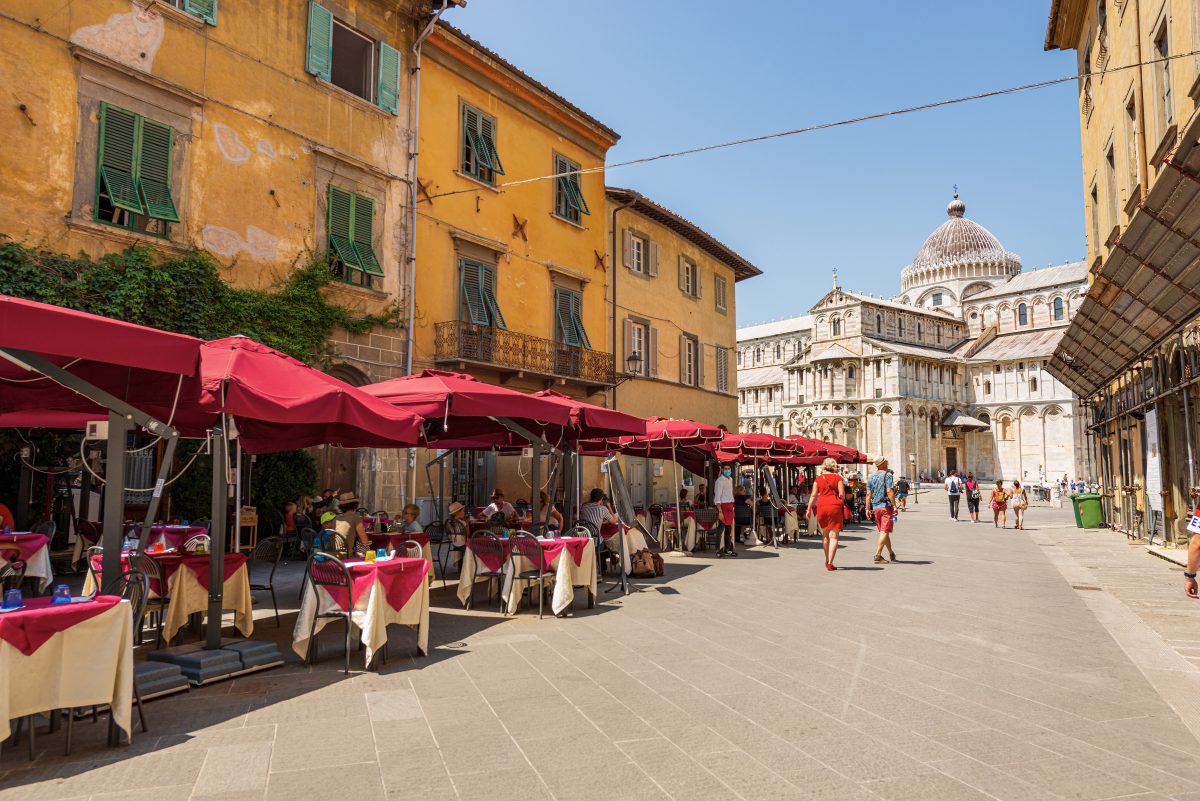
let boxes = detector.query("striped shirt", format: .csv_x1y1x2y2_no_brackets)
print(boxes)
580,501,615,529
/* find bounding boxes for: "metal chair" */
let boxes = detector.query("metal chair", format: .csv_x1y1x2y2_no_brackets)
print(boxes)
249,535,283,626
327,531,349,559
692,508,718,551
658,508,681,552
85,545,105,594
182,534,210,553
31,520,56,538
509,532,555,619
401,539,424,559
130,554,169,649
0,542,25,592
303,552,355,673
464,532,505,611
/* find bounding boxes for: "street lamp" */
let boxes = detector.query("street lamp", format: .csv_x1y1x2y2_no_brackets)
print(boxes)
614,351,644,386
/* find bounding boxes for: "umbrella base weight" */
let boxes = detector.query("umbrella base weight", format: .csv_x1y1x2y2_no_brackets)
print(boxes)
148,639,284,685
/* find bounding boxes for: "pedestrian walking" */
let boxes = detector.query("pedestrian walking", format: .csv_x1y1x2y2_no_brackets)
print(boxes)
1010,480,1028,530
990,481,1009,528
866,457,897,563
807,457,846,571
944,470,963,520
895,476,910,511
1184,528,1198,598
963,472,982,523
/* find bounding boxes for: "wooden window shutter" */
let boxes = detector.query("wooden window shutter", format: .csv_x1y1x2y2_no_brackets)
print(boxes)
648,326,659,377
184,0,217,25
694,264,702,298
648,240,659,276
305,1,334,81
697,342,706,387
351,194,384,277
137,119,180,222
555,289,579,346
677,255,687,292
327,185,359,268
97,104,144,215
623,318,634,361
376,42,401,114
679,334,687,383
481,264,506,329
622,229,632,269
479,115,504,174
460,260,489,325
570,292,591,349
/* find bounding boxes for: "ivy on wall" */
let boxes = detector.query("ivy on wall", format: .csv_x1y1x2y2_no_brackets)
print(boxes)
0,239,401,362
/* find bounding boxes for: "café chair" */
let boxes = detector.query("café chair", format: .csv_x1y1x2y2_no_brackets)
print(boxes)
183,534,210,553
464,532,505,611
303,552,354,674
130,554,170,649
0,542,25,592
509,532,554,619
85,545,104,594
401,540,423,559
249,536,283,626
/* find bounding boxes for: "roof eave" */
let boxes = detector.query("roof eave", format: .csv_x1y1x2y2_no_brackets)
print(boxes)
1044,0,1085,51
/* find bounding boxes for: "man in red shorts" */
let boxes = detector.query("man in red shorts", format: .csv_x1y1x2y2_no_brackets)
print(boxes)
865,456,897,564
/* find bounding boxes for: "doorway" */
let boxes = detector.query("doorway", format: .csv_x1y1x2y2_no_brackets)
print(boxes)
627,458,648,508
945,446,958,475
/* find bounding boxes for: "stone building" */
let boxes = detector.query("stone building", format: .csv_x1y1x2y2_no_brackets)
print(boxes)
738,196,1091,483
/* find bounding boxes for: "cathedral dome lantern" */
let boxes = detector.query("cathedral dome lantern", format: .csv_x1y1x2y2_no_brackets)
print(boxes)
899,193,1021,309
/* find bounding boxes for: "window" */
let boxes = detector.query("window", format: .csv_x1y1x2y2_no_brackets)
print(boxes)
459,258,506,328
629,234,643,273
553,154,589,223
1053,297,1064,321
715,275,728,312
874,361,882,378
754,389,760,404
984,379,992,394
1097,0,1107,30
1081,40,1094,117
994,364,1001,373
936,324,943,344
930,418,938,438
1154,20,1173,132
754,347,761,365
680,334,699,386
832,319,842,337
462,105,504,184
161,0,217,24
626,320,647,376
737,350,743,367
306,2,401,114
847,365,855,380
1125,95,1140,192
554,289,590,348
327,185,384,287
917,322,924,339
767,387,773,403
717,347,730,392
876,313,882,332
1030,377,1039,392
774,343,781,360
898,319,905,337
1018,303,1029,326
1090,184,1100,255
999,416,1013,440
94,103,180,238
1105,145,1118,231
874,388,882,399
678,257,701,298
932,292,943,306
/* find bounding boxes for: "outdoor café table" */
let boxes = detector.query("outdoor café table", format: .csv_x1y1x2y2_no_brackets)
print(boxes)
1,596,133,741
456,536,595,615
87,551,252,643
0,532,53,591
147,525,209,550
293,556,430,665
466,518,532,536
654,511,697,554
367,531,434,581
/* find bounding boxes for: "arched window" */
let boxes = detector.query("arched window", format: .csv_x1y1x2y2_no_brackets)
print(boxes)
776,422,784,437
847,365,856,380
917,322,924,339
832,319,842,336
737,350,744,366
755,347,761,364
1030,377,1038,392
984,379,992,394
1053,297,1064,321
876,313,882,332
1018,303,1029,326
936,324,943,344
898,319,905,336
774,343,781,360
999,416,1013,440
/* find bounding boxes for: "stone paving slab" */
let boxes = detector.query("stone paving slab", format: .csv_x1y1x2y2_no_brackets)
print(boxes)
3,503,1200,800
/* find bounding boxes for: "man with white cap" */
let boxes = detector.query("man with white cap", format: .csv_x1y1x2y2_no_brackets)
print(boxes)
865,456,897,564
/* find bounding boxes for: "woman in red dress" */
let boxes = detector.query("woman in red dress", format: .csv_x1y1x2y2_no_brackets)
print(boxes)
806,457,846,570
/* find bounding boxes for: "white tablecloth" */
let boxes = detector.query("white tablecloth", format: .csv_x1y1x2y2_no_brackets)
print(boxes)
1,600,133,738
23,543,53,593
293,561,430,666
457,539,596,615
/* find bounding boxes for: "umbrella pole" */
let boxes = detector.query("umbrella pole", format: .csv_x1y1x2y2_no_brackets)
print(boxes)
206,419,229,650
101,411,131,594
673,441,683,553
530,445,540,534
233,443,242,552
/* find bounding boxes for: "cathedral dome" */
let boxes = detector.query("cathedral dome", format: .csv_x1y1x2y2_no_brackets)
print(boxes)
899,194,1021,303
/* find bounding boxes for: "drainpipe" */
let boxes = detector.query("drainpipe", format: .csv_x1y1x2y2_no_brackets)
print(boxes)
404,0,454,505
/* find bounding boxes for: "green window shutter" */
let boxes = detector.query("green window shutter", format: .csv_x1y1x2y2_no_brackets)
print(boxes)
377,42,401,115
480,115,504,175
97,104,144,215
569,291,590,349
327,185,359,268
481,265,506,329
138,119,180,222
184,0,217,24
554,289,577,346
462,107,492,173
350,193,384,277
460,260,489,325
567,172,589,215
305,1,334,81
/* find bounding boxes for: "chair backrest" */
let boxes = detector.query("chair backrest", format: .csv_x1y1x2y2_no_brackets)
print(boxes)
31,520,56,537
85,545,104,589
401,539,423,559
0,542,25,588
468,531,505,569
509,531,544,565
424,520,446,543
130,553,165,587
573,519,599,538
104,568,149,631
77,520,102,546
183,534,211,552
252,535,284,580
307,551,351,590
327,530,348,558
693,508,717,525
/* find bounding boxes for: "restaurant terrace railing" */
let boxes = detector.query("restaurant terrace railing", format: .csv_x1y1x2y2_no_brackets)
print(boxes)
434,320,615,386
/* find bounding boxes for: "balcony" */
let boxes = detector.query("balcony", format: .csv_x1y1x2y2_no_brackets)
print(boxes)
434,320,615,389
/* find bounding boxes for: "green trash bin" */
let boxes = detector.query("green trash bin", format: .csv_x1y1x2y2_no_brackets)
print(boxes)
1071,493,1104,528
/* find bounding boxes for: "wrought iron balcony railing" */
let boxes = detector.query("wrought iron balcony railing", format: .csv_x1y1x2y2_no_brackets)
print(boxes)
434,320,615,386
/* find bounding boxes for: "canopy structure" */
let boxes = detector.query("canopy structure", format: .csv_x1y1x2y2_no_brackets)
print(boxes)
941,409,990,432
528,389,646,441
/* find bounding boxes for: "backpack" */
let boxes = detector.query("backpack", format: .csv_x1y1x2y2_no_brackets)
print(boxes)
630,549,657,578
650,551,665,577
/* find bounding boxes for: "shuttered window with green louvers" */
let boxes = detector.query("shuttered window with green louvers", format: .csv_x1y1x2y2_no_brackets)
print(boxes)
183,0,217,25
462,105,503,183
305,1,334,82
459,259,506,329
327,185,384,287
376,42,401,114
553,155,588,223
95,103,180,237
554,289,590,349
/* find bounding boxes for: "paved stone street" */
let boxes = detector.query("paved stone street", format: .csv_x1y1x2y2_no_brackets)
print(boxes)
4,501,1200,801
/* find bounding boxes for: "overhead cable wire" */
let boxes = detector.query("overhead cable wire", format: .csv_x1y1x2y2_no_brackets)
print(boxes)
426,49,1200,201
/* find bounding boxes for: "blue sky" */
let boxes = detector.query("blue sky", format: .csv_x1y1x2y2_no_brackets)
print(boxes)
448,1,1082,327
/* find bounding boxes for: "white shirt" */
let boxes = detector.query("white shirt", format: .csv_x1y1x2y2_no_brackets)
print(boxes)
483,501,516,519
944,476,961,495
712,474,734,504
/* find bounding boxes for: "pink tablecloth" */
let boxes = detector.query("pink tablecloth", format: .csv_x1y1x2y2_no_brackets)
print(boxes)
0,595,121,656
0,533,49,563
148,525,209,549
467,519,532,536
92,552,246,596
465,536,590,574
329,558,429,612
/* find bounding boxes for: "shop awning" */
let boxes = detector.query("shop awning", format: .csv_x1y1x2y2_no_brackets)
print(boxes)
1048,114,1200,397
941,409,991,431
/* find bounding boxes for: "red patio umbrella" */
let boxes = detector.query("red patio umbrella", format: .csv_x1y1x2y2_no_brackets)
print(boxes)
529,389,646,441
